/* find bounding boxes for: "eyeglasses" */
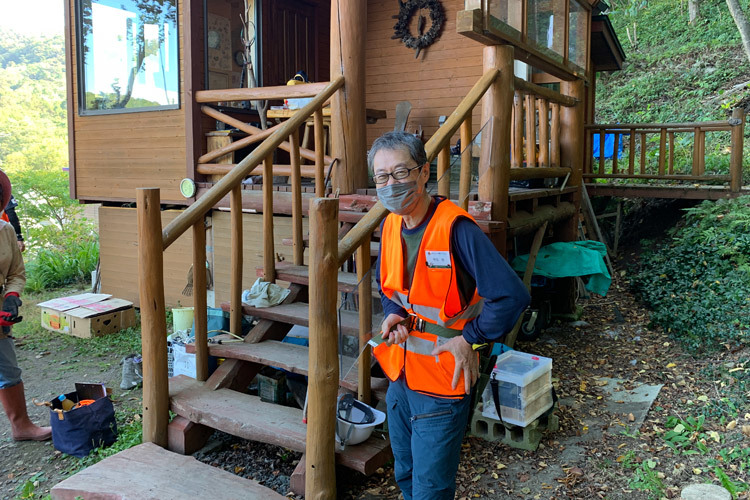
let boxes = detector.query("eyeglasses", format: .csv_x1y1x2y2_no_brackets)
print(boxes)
372,164,422,185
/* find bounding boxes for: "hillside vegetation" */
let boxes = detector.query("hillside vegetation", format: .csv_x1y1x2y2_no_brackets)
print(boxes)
597,0,750,123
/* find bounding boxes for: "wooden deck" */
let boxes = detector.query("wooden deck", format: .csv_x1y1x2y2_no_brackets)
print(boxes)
50,442,285,500
586,183,750,200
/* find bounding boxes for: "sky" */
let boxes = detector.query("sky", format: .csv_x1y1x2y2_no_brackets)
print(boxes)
0,0,65,37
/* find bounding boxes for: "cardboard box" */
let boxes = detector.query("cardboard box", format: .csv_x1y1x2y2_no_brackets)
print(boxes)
38,293,136,338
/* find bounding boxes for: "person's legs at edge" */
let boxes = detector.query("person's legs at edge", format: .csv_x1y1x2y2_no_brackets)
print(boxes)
409,389,472,500
0,337,51,441
386,375,415,499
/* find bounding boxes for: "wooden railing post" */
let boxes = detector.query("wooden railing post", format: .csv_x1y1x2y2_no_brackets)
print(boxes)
356,237,372,404
193,216,208,381
330,0,367,194
525,95,536,168
459,117,473,210
263,154,276,283
559,79,584,242
730,108,745,192
306,198,339,500
512,92,523,168
290,129,304,265
478,44,514,254
538,99,549,168
136,188,169,447
437,144,451,198
230,185,243,336
314,108,326,197
550,103,560,168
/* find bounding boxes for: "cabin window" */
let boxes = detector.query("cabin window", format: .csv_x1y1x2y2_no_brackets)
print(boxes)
568,0,587,69
486,0,523,34
76,0,180,114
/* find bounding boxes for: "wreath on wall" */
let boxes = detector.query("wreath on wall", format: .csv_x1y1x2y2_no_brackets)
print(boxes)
391,0,445,59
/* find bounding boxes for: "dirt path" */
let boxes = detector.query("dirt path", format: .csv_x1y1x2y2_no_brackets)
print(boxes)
2,278,748,499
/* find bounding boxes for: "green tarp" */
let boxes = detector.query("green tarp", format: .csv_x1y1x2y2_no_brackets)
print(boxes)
511,241,611,296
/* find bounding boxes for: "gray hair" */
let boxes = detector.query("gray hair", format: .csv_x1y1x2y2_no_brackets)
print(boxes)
367,131,427,171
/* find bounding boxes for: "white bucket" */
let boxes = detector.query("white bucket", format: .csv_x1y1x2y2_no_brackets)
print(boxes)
172,307,194,332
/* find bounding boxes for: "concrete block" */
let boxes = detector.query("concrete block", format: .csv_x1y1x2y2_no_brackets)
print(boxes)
470,406,558,451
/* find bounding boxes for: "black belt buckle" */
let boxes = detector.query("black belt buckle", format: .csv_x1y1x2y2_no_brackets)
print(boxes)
408,315,425,333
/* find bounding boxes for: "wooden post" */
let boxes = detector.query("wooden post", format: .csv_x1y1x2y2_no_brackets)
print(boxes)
668,132,675,175
230,185,243,336
598,131,605,175
263,154,276,283
193,217,208,381
290,129,304,266
658,128,666,176
628,129,635,175
478,45,514,254
356,237,372,404
513,92,523,168
550,103,560,168
612,132,619,174
538,99,549,168
639,132,646,175
558,79,584,243
692,127,701,175
437,144,451,198
525,94,536,167
730,108,745,192
314,108,325,197
330,0,367,194
137,188,169,447
697,130,706,175
306,198,339,500
459,117,473,210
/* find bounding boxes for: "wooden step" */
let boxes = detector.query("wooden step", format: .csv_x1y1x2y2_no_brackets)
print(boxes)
168,375,392,475
220,302,382,337
50,442,285,500
188,339,388,402
256,263,380,295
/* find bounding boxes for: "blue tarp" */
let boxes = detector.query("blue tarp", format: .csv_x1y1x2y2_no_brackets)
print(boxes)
592,133,624,160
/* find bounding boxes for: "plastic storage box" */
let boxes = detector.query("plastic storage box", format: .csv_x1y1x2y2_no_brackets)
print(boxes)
482,350,553,427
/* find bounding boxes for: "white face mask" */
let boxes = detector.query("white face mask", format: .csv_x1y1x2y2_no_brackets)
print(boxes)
376,180,420,214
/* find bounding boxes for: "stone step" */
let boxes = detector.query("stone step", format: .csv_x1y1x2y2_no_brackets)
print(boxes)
220,301,382,338
255,263,380,295
186,339,388,402
50,442,285,500
169,375,392,475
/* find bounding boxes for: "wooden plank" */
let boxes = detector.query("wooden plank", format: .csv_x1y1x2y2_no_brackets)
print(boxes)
254,264,378,295
168,376,392,475
188,340,387,402
221,302,382,338
586,183,750,200
50,442,285,500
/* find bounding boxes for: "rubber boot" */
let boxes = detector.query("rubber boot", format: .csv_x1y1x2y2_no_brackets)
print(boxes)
0,382,52,441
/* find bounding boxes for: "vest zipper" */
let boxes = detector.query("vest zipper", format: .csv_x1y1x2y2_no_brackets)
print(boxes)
410,409,452,423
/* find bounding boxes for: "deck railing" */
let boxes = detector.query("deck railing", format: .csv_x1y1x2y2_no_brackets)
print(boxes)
583,108,746,192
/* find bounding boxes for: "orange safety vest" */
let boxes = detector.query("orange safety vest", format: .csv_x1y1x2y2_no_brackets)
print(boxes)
373,200,483,398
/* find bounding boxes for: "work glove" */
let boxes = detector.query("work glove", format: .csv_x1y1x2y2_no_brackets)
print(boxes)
0,294,23,330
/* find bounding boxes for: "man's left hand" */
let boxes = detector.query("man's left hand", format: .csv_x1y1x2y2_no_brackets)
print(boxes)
431,336,478,395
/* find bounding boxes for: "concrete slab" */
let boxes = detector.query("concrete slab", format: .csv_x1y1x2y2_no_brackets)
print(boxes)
597,376,664,431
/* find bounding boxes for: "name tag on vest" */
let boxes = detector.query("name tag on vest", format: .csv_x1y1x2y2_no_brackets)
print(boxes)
425,250,451,269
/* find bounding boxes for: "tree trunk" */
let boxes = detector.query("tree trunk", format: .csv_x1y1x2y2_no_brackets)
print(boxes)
727,0,750,65
689,0,700,23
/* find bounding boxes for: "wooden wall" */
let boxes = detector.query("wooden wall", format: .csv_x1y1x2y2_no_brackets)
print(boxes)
68,0,187,204
365,0,484,147
99,207,193,308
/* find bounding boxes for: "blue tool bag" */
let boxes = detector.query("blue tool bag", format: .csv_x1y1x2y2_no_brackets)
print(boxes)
49,384,118,458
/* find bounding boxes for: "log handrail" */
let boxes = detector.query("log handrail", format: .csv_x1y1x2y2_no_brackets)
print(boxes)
586,120,733,130
195,81,331,103
161,76,345,250
336,68,501,265
513,77,577,107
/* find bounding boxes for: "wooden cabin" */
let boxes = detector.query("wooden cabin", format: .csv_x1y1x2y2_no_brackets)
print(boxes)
55,0,741,498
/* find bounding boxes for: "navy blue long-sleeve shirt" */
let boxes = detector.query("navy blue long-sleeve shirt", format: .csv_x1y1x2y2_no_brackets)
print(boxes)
376,197,531,345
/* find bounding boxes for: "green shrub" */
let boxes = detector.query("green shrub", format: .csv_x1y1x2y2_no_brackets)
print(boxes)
631,196,750,353
25,238,98,292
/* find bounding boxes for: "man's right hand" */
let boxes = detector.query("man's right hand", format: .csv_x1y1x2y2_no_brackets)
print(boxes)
381,313,409,345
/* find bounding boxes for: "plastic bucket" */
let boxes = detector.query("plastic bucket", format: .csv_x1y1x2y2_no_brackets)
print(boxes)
172,307,194,332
